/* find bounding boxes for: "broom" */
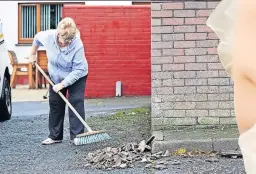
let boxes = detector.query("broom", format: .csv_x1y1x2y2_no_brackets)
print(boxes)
34,63,111,145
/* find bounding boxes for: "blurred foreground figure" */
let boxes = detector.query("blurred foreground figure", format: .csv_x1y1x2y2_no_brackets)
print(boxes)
207,0,256,173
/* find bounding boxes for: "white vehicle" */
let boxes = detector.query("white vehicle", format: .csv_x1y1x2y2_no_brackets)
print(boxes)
0,18,12,122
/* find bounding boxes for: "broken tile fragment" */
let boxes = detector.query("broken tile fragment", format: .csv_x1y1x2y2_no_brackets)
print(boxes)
157,160,168,165
111,148,119,155
170,160,181,165
106,147,112,152
145,164,152,168
219,150,242,158
141,157,148,163
153,164,167,170
86,152,94,162
138,140,146,152
92,152,105,163
120,163,127,169
155,151,163,156
106,168,113,171
205,157,219,162
121,151,129,156
162,150,170,157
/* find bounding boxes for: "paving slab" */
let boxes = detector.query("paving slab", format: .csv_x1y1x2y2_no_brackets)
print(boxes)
152,127,240,153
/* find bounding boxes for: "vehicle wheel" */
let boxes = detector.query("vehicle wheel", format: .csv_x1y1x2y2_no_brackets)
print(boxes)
0,76,12,121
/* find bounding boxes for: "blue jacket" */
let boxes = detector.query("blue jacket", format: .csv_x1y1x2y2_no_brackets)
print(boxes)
32,29,88,87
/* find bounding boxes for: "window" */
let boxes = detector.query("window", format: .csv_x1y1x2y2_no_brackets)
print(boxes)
18,3,83,44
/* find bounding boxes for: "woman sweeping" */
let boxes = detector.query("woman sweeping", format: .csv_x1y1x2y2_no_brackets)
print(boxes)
29,17,88,145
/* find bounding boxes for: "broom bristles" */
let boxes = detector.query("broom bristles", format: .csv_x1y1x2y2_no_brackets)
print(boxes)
73,131,111,145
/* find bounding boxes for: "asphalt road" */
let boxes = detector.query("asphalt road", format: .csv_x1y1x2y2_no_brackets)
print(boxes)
0,101,246,174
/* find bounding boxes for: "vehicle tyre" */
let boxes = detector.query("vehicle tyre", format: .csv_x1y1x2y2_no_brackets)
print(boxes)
0,76,12,121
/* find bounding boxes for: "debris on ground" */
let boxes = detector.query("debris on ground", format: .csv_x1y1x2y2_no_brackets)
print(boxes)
84,142,156,170
205,157,219,163
82,135,175,171
81,139,245,171
81,136,242,171
219,150,243,159
170,160,181,165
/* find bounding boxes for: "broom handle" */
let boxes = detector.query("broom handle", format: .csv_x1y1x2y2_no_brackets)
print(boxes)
35,63,93,132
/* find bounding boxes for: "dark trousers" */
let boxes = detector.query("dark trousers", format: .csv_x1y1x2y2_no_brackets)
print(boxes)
48,75,87,140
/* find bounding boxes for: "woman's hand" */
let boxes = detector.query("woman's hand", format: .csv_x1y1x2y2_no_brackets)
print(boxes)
53,83,65,93
29,55,37,65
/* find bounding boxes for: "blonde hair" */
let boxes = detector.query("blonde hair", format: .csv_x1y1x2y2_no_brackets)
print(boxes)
57,17,79,40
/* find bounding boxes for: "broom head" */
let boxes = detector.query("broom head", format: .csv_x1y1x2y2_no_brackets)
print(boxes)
73,130,111,145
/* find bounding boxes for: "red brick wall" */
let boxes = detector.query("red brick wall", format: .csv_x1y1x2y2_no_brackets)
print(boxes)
63,5,151,98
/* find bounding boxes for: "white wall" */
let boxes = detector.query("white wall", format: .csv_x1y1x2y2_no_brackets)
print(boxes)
0,1,132,64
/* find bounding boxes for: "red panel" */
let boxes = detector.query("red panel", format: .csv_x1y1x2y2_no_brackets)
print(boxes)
63,5,151,98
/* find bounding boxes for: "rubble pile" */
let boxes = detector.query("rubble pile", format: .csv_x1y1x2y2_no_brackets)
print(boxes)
80,137,241,171
83,139,172,170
